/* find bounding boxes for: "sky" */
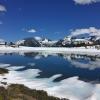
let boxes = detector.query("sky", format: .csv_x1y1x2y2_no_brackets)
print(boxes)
0,0,100,41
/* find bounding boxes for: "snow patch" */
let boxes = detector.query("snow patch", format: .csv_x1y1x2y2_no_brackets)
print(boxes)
0,64,100,100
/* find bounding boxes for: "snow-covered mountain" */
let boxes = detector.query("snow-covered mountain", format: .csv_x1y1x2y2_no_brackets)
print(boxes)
15,37,57,47
0,39,6,45
15,40,25,45
34,36,42,41
40,38,57,47
15,38,41,47
32,37,57,47
15,34,100,47
54,35,95,47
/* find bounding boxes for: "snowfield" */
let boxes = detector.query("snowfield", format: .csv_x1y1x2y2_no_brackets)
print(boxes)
0,46,100,55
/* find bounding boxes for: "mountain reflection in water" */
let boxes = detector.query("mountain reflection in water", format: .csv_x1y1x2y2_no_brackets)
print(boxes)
0,52,100,83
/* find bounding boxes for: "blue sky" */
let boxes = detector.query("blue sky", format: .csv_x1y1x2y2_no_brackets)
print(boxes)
0,0,100,41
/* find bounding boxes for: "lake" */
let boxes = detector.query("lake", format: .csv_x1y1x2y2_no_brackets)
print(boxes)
0,52,100,100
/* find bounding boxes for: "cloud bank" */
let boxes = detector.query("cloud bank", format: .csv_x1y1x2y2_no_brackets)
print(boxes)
70,27,100,37
73,0,100,5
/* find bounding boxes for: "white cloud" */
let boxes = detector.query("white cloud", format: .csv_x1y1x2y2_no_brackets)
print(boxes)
73,0,100,5
27,29,37,33
70,27,100,37
0,5,6,12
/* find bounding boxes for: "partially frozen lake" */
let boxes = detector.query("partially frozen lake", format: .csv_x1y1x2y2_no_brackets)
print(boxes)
0,52,100,100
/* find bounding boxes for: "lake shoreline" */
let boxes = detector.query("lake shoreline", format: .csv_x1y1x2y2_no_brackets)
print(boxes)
0,46,100,56
0,68,68,100
0,84,68,100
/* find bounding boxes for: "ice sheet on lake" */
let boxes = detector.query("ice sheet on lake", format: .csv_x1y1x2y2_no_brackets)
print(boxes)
0,64,100,100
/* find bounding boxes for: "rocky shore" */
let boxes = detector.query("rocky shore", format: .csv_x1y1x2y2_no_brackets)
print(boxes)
0,68,68,100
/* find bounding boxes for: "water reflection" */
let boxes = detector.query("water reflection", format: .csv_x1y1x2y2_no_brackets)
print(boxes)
23,52,100,70
0,52,100,100
0,52,100,82
23,52,98,61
